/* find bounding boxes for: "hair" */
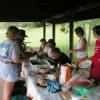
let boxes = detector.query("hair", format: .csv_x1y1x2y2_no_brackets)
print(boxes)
52,47,60,53
6,26,19,38
75,27,84,36
40,38,46,42
92,25,100,36
48,39,56,47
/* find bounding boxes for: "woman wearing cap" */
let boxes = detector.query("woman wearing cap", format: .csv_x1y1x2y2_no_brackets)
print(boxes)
69,27,88,66
0,26,26,100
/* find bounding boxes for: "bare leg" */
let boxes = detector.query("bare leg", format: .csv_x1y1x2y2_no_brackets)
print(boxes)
3,81,15,100
0,79,4,86
0,79,4,100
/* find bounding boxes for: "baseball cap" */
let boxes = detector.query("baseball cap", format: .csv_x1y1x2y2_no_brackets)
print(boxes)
19,29,28,37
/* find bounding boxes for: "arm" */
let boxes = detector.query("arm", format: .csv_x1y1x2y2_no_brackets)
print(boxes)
38,45,43,52
13,58,27,64
69,38,87,52
12,41,29,64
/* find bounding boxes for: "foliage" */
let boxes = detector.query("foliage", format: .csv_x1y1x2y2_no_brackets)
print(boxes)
60,23,69,34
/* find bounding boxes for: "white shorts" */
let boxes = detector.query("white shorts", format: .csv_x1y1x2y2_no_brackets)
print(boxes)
0,61,20,82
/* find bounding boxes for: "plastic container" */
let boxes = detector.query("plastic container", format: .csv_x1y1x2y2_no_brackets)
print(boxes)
72,86,93,96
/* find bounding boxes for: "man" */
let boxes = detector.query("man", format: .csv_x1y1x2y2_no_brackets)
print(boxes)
18,29,28,58
19,29,28,40
51,47,71,67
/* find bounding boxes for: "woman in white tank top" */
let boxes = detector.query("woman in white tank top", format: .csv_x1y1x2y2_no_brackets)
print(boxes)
69,27,88,66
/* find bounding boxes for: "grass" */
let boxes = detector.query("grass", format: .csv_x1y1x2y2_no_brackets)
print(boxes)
0,24,96,62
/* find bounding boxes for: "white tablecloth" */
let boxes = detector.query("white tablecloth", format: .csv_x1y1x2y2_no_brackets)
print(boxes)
27,75,64,100
21,62,82,100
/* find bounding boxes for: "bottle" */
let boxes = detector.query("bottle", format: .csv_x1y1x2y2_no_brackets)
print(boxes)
50,65,55,73
55,63,60,83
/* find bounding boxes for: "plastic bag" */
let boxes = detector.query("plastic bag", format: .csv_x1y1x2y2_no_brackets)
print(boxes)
59,65,71,85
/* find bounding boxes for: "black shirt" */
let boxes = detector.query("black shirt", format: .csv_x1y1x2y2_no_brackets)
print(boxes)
53,53,71,67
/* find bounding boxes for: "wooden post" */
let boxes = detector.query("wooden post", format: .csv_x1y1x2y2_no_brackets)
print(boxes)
52,23,55,41
69,21,74,62
43,22,46,39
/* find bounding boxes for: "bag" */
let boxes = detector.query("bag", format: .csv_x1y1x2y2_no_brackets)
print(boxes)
59,65,72,85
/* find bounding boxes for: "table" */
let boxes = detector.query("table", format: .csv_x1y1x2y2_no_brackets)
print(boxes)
21,62,83,100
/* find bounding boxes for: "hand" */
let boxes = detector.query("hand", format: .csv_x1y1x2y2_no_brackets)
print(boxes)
68,50,74,53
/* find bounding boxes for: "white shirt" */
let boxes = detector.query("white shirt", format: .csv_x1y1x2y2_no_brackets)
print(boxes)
76,39,88,58
43,46,52,58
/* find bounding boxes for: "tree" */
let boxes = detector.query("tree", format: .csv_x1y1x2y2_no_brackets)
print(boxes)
60,23,69,34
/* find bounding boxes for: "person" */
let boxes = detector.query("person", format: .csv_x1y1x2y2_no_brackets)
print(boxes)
18,29,28,43
43,39,56,59
0,26,27,100
90,25,100,82
19,29,28,40
39,39,56,59
69,27,88,66
39,38,47,52
18,29,28,58
18,29,36,58
51,47,71,67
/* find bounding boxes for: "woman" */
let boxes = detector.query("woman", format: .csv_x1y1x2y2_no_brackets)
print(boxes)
0,26,26,100
39,38,47,52
40,39,56,59
69,27,88,66
44,39,56,59
91,25,100,82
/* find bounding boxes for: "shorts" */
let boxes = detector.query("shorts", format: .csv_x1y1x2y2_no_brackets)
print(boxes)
0,61,20,82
